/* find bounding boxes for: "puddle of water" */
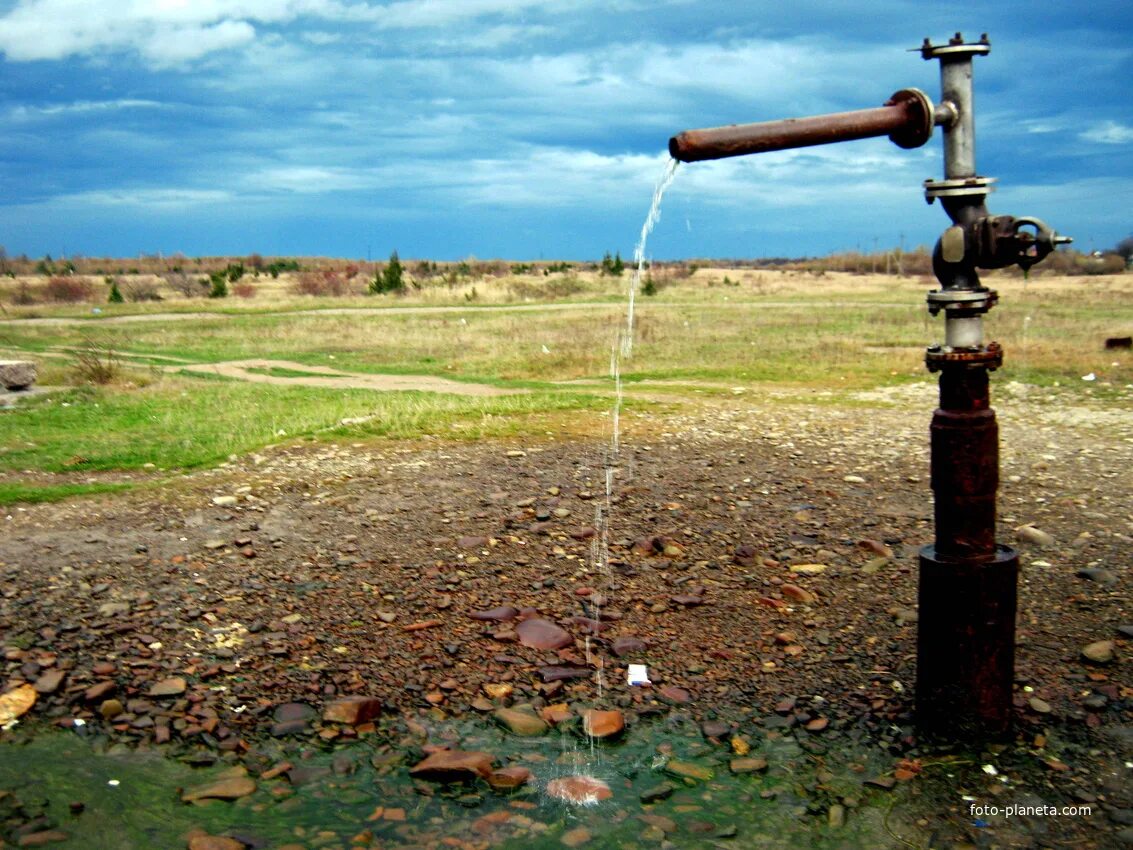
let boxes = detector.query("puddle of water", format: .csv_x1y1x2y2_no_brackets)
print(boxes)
0,714,926,849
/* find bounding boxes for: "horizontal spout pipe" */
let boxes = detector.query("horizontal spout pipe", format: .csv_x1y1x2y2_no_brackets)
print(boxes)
669,88,933,162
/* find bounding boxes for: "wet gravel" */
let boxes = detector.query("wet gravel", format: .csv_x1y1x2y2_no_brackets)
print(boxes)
1,388,1130,848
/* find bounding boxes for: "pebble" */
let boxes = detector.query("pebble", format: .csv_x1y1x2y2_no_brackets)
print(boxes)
640,782,677,804
1081,641,1115,664
828,804,846,828
322,696,382,725
470,606,519,622
729,757,768,774
211,496,238,507
546,776,612,805
410,750,494,783
493,707,548,736
515,618,573,650
582,709,625,739
665,760,713,782
1017,525,1055,547
1028,697,1053,714
843,475,866,483
181,770,257,802
148,677,187,698
1076,568,1117,585
781,584,815,604
611,636,646,657
559,827,592,847
789,564,827,575
32,670,66,695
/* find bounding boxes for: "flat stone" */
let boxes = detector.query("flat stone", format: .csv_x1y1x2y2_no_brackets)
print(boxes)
640,782,677,803
582,709,624,739
322,697,382,725
546,776,612,805
1082,640,1115,664
1028,697,1053,714
82,681,116,703
659,685,691,704
1076,568,1117,585
864,775,897,790
0,360,36,391
33,669,66,695
729,757,768,774
211,496,238,507
665,760,713,782
148,677,187,697
493,707,548,736
516,618,573,650
538,666,591,683
781,584,815,604
560,826,592,846
486,766,532,790
611,636,646,657
410,750,495,783
1017,525,1055,547
182,771,257,802
469,606,519,622
789,564,827,575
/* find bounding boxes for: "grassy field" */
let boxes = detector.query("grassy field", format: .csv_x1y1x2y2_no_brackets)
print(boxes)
2,267,1130,504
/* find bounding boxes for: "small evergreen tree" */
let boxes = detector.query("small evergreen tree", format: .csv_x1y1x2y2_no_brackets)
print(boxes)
641,274,658,296
208,271,228,298
611,251,625,276
369,250,405,294
107,276,124,303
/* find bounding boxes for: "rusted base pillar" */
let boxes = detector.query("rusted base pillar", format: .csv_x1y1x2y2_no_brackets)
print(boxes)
916,361,1018,739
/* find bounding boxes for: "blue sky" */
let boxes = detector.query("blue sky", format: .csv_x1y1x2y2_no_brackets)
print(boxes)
1,0,1131,261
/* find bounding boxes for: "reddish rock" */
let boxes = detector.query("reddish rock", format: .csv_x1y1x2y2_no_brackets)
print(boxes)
148,677,187,698
611,636,646,657
515,618,573,650
486,766,532,789
322,697,383,725
409,750,495,783
181,771,256,802
457,536,490,549
546,775,613,805
32,670,66,695
469,606,519,622
15,831,70,847
659,686,691,704
781,584,816,604
82,681,116,703
583,709,625,739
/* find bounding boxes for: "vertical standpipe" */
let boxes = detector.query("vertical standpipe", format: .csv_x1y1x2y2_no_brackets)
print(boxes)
669,32,1067,741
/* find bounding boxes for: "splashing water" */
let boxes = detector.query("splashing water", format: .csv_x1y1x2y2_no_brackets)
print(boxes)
561,158,679,797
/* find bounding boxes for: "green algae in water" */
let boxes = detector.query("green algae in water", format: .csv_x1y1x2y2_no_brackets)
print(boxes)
2,716,929,849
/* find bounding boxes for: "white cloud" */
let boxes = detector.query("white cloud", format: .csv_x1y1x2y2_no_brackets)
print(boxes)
6,99,165,121
60,187,234,208
1080,121,1133,145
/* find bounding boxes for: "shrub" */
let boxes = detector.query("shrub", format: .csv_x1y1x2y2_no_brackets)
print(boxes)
208,271,228,298
295,270,351,296
641,274,658,296
107,276,125,303
369,250,405,294
44,276,95,302
164,271,207,297
10,282,38,305
600,251,625,276
70,337,121,385
121,278,163,302
231,282,257,298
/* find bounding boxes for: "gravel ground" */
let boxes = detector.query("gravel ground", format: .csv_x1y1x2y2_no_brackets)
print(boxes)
1,384,1130,847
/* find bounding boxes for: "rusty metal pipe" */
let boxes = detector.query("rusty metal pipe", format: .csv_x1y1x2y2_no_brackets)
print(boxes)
668,88,933,162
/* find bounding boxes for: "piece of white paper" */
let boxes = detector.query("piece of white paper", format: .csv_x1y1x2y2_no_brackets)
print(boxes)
627,664,651,686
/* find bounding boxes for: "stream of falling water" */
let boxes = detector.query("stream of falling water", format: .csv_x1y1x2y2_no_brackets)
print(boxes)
571,158,679,782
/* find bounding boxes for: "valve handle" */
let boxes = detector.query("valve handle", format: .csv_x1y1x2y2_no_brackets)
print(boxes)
1010,216,1072,271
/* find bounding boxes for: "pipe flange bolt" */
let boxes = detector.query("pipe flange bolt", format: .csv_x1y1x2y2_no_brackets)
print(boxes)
925,342,1004,372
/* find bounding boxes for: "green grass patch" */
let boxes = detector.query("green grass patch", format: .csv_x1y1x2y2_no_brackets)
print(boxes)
0,480,132,506
0,379,603,475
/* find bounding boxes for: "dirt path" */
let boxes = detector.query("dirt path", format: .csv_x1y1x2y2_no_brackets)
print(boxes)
0,299,912,326
168,358,524,396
